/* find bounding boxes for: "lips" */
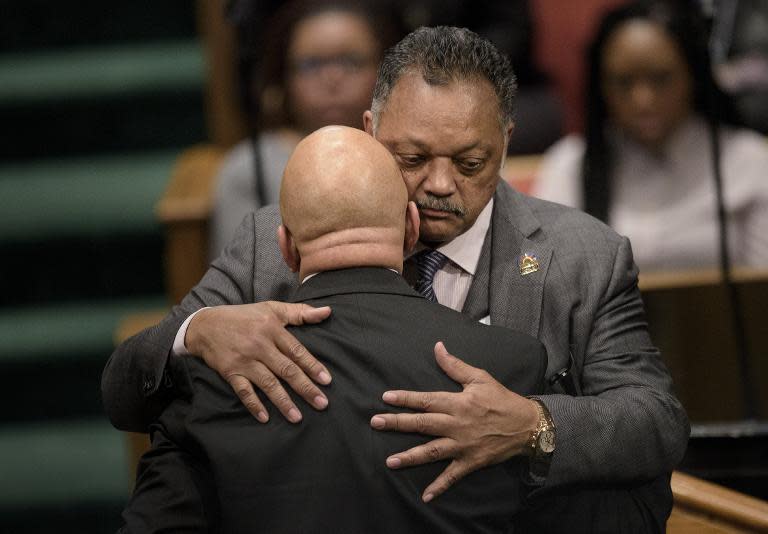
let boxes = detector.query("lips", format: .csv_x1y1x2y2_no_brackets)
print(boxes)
419,207,452,219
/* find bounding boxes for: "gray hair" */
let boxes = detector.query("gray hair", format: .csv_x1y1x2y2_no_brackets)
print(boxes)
370,26,517,132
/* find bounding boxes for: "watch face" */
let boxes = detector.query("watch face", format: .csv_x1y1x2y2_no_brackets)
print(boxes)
539,430,556,454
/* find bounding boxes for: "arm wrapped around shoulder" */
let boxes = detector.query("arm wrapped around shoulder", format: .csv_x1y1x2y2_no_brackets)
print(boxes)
540,236,690,487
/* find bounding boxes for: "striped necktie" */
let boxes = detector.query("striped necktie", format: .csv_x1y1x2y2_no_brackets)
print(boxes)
414,249,448,303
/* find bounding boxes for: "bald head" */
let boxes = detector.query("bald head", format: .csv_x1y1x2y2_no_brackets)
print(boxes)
281,125,406,241
279,126,418,278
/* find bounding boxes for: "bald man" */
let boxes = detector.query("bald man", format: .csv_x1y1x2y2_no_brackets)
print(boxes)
119,127,547,533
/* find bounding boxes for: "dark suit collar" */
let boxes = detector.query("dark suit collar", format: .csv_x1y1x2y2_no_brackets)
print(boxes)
289,267,422,303
463,182,538,320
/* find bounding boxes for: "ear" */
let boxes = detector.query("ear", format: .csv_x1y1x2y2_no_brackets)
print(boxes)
404,201,420,254
363,110,374,135
277,225,300,272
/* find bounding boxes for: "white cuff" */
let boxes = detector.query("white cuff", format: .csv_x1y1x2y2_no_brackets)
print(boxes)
172,307,209,356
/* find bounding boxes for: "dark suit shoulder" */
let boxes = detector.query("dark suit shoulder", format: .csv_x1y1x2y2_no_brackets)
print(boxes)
359,294,548,396
436,308,548,391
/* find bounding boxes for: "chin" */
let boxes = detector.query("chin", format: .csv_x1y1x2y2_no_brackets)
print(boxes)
628,124,669,147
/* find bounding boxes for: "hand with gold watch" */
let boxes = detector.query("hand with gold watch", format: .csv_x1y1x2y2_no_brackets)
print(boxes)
527,397,556,478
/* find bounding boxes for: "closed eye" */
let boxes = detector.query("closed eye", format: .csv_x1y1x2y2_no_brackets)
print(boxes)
456,158,485,175
397,154,425,168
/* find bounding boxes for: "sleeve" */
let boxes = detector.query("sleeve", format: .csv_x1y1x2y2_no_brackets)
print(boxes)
119,428,219,533
536,236,690,488
531,135,585,208
101,213,257,432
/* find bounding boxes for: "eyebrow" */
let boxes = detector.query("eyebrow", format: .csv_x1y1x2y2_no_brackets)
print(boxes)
393,138,492,156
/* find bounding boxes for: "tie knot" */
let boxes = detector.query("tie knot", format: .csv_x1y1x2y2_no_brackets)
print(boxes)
414,249,448,302
416,249,448,275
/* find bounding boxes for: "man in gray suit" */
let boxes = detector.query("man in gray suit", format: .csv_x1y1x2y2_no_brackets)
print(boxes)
121,126,547,532
104,26,689,532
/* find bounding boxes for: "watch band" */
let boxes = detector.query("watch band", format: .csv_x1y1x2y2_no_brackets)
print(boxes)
527,397,556,479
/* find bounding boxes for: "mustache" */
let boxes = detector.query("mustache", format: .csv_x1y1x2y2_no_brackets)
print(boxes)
416,195,466,217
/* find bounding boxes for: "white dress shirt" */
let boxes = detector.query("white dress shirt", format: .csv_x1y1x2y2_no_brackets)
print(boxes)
534,117,768,271
416,198,494,312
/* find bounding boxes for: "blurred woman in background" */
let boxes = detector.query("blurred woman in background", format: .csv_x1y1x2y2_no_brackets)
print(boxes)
534,0,768,271
211,0,401,256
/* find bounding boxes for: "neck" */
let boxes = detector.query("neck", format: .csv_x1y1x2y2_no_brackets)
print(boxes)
296,228,405,281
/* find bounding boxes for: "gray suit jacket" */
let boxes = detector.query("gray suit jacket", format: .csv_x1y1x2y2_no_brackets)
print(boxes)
102,181,689,490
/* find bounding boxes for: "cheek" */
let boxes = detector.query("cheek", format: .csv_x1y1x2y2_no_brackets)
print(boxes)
666,81,692,117
401,172,421,199
604,91,631,120
459,176,497,210
287,78,315,109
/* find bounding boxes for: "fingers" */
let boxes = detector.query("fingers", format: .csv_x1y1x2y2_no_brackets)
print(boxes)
227,374,268,423
381,437,457,470
231,361,305,424
226,333,331,423
376,436,470,503
379,389,456,413
422,460,470,503
299,304,332,324
203,301,334,424
273,327,332,386
269,301,331,326
268,303,333,387
370,412,452,435
433,341,484,385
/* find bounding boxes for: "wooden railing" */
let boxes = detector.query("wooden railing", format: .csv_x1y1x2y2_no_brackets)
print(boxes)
669,471,768,533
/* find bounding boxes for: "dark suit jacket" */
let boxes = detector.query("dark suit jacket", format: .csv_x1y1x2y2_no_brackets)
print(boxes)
123,267,547,533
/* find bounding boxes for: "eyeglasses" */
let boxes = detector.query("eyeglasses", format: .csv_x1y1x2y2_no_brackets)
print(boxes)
290,53,374,77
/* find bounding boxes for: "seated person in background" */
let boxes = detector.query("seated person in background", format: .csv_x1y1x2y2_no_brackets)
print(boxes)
210,0,402,256
533,0,768,272
120,126,548,532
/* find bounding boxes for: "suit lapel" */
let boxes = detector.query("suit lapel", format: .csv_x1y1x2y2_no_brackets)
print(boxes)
487,183,552,338
462,226,491,320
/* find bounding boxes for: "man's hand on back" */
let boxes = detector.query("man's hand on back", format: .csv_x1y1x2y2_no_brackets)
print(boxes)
186,301,333,423
370,342,539,502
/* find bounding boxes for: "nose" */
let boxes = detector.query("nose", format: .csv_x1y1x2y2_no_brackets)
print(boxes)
422,158,457,197
319,63,346,89
628,81,656,111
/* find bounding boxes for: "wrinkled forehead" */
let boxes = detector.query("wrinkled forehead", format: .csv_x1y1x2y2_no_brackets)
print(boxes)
377,75,506,143
375,72,508,137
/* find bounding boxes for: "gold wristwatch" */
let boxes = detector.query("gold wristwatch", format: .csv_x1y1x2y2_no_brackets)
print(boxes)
527,397,556,477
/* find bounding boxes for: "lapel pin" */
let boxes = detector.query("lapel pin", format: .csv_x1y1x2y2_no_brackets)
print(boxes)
519,253,540,276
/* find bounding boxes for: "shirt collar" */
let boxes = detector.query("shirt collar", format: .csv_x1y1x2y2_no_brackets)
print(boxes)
302,268,399,284
409,198,493,275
